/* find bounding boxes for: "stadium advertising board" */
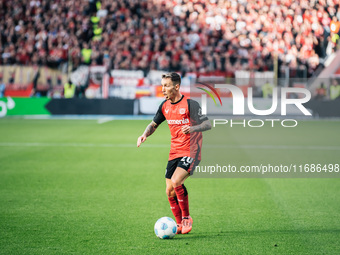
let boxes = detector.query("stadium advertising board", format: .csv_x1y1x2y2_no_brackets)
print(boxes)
0,97,135,117
0,97,50,117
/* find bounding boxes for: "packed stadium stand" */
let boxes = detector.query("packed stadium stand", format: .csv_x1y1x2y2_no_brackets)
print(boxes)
0,0,340,98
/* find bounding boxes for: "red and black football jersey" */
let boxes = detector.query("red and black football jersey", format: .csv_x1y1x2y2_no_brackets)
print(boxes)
153,95,208,161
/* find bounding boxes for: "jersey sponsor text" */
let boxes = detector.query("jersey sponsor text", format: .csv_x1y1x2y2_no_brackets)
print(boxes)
167,118,190,125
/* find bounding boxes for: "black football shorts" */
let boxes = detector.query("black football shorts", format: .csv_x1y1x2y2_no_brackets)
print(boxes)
165,156,200,179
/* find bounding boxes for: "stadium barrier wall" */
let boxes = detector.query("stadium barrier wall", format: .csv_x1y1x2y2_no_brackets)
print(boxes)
45,98,135,115
305,99,340,117
1,97,340,118
138,97,340,117
0,97,135,117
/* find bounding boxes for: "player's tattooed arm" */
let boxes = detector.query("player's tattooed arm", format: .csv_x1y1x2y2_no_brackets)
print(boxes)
137,121,158,147
191,120,212,132
143,121,159,137
182,120,212,134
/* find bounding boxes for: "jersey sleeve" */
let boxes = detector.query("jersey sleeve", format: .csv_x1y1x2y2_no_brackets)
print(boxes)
188,99,208,125
153,100,166,125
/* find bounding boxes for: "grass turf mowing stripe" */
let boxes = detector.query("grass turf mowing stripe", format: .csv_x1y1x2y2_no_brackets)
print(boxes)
1,142,340,151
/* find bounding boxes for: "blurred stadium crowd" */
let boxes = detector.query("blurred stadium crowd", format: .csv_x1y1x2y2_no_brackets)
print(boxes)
1,0,340,79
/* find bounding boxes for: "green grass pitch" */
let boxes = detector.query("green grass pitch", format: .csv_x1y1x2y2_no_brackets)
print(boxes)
0,118,339,254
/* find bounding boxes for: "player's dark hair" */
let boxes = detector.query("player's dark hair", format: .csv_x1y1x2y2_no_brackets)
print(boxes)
162,72,181,86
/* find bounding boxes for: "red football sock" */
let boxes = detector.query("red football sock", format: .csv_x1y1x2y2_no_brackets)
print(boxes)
168,196,182,224
174,184,189,217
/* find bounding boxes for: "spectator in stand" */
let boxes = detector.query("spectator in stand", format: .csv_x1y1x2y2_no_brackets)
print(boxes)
0,77,5,97
81,42,92,65
330,16,340,43
314,82,327,100
63,79,76,99
330,79,340,100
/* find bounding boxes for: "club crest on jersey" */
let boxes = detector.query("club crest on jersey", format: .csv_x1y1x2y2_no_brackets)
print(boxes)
179,108,186,114
165,109,169,114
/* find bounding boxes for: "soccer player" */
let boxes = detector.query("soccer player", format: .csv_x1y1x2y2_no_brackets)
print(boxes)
137,73,211,234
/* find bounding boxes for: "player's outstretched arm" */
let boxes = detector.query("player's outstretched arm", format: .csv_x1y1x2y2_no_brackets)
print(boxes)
137,121,159,147
182,120,212,134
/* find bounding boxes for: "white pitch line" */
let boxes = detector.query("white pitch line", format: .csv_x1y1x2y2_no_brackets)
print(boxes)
0,142,339,151
204,144,340,151
97,118,114,124
0,142,168,148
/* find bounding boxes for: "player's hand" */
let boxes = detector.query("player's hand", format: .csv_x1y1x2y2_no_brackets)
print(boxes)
182,125,191,134
137,135,147,147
